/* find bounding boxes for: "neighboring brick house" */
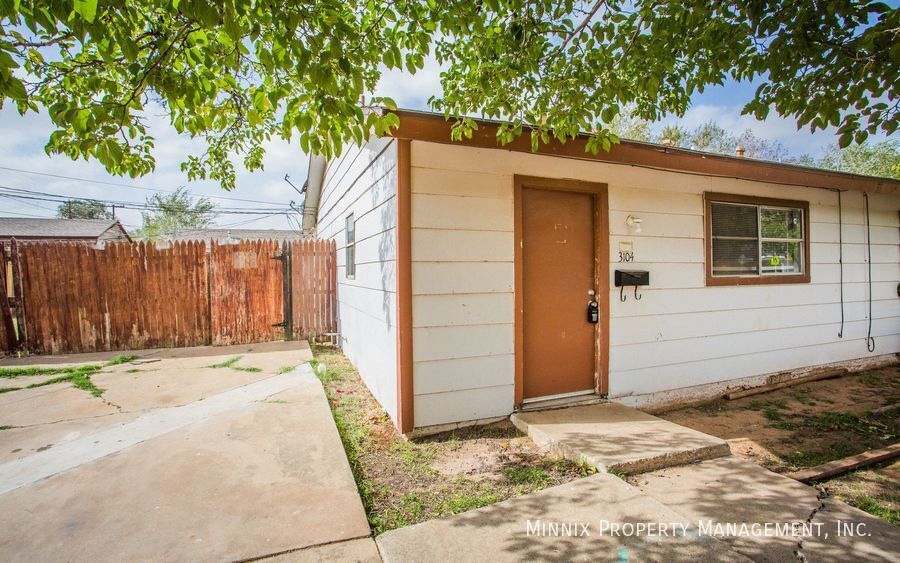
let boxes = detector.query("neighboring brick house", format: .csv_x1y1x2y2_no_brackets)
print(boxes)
0,218,131,247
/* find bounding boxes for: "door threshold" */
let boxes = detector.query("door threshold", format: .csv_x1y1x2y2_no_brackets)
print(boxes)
517,392,608,413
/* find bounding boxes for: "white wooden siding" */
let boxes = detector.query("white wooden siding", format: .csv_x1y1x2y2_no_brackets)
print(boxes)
410,164,516,427
409,140,899,426
317,138,399,420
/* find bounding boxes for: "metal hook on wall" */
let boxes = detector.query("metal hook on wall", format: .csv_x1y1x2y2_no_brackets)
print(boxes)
634,285,642,300
619,285,627,302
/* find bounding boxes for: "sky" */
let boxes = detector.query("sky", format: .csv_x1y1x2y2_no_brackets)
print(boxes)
0,56,876,231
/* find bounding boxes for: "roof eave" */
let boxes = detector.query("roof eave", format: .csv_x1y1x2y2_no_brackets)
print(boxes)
387,109,900,195
302,154,328,233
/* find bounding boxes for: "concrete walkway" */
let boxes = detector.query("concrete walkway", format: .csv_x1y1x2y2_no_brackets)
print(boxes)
0,343,376,562
377,472,746,562
634,456,900,562
511,403,730,474
379,403,900,562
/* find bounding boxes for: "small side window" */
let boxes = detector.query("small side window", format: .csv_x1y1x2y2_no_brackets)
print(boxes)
345,213,356,279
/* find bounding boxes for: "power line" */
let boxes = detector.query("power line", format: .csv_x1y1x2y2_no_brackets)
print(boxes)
215,213,289,229
0,184,287,212
0,185,295,215
0,165,292,206
0,210,54,218
0,194,57,212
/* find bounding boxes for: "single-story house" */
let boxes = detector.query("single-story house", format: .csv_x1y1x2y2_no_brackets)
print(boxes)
0,218,131,247
303,109,900,435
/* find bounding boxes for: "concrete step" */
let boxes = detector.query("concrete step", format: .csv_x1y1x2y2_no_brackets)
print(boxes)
518,394,608,412
511,402,730,475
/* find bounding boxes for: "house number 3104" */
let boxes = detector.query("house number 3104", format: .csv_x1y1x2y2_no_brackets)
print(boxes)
618,251,634,262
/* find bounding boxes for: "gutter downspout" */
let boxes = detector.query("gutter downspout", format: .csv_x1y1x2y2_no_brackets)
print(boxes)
302,154,328,235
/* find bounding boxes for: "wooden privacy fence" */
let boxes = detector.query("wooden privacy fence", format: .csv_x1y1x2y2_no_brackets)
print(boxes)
1,238,337,355
0,250,15,352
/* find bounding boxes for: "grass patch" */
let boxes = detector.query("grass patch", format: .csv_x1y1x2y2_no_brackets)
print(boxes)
312,344,589,534
763,409,784,421
783,442,857,468
0,425,14,430
747,399,788,412
277,365,295,374
853,495,899,525
0,364,97,378
772,421,799,431
696,401,729,415
207,356,243,369
206,355,262,373
106,354,138,366
502,465,551,487
125,368,142,374
0,363,106,396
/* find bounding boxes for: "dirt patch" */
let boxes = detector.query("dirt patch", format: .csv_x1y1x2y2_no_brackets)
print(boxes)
659,365,900,524
311,344,593,534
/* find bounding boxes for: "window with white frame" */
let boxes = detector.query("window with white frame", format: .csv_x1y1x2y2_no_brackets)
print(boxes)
706,193,809,284
345,213,356,279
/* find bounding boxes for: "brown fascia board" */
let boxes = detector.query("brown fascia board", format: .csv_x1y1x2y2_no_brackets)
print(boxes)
387,109,900,195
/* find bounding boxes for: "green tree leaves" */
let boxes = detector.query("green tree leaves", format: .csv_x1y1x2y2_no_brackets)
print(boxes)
0,1,895,189
135,187,217,241
73,0,98,23
819,140,900,179
56,200,113,219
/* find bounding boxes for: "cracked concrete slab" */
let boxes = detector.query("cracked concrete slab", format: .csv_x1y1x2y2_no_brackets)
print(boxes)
0,384,120,428
0,369,307,495
0,411,140,464
377,472,749,562
0,341,312,463
93,362,278,412
511,402,730,474
800,498,900,561
632,456,900,562
261,538,381,562
0,364,371,562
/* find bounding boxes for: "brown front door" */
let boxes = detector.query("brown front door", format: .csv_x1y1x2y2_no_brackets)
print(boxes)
522,187,597,400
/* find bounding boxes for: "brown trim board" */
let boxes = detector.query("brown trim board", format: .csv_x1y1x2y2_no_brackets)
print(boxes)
396,139,414,433
513,175,610,406
390,109,899,195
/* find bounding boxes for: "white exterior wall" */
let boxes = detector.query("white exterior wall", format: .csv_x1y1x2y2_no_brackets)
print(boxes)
410,139,900,428
317,138,398,421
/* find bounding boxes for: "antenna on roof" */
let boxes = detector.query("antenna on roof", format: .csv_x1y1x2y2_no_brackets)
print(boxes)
284,174,305,196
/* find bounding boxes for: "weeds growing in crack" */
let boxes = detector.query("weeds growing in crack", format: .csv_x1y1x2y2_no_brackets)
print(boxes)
0,354,139,397
206,355,263,373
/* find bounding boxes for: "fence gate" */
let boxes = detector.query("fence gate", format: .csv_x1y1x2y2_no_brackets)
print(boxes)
0,238,338,355
286,239,338,340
